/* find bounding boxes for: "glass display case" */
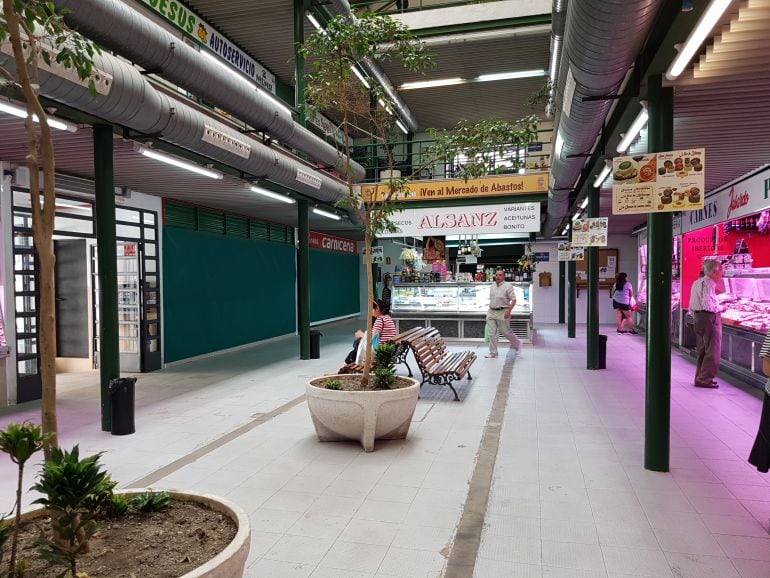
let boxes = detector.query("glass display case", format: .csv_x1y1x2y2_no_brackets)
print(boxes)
392,282,533,341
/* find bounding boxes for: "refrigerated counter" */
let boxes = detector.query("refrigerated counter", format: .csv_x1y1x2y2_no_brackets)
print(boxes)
391,282,533,342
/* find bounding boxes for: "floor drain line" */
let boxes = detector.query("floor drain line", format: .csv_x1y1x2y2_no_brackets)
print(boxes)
128,394,307,489
444,351,515,578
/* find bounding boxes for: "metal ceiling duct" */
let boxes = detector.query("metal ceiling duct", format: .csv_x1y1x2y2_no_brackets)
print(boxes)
0,48,349,203
546,0,568,119
544,0,663,236
324,0,419,133
53,0,365,183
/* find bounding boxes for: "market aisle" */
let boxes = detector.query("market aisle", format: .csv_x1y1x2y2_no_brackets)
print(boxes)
477,326,769,578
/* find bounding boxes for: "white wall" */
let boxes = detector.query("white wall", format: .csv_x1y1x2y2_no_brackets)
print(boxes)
531,241,560,325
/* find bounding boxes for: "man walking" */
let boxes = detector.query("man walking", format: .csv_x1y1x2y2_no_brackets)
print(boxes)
689,259,726,388
485,269,521,358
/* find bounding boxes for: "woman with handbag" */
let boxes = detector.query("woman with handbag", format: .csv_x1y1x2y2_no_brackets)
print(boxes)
610,272,638,334
748,330,770,473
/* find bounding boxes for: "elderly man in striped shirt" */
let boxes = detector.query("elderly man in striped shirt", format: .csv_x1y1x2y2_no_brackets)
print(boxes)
688,259,726,388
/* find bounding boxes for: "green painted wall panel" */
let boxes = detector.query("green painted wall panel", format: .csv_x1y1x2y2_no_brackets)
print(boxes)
310,249,360,323
163,228,296,363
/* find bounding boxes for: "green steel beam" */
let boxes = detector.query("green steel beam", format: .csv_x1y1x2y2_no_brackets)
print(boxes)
567,261,577,339
294,0,307,127
93,125,120,432
410,14,551,38
644,74,673,473
559,260,566,324
297,199,311,360
586,187,600,369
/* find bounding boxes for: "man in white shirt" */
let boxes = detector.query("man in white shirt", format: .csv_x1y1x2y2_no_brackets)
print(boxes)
486,269,522,358
688,259,726,388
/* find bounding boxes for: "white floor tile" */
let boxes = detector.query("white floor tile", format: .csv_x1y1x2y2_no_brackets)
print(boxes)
542,541,605,572
477,533,542,565
246,557,315,578
318,541,389,574
263,534,336,565
714,534,770,561
338,518,399,547
663,551,741,578
475,558,542,577
601,546,673,577
376,546,447,577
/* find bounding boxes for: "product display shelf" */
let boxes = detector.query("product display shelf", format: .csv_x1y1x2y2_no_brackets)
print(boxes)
391,282,533,342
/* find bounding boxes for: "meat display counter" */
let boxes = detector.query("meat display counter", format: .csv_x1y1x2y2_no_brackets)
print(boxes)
391,282,533,342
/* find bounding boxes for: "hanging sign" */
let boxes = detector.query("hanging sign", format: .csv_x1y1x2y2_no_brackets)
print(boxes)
558,241,585,261
534,252,550,262
571,217,608,247
361,174,548,203
309,232,357,254
136,0,276,94
612,149,705,215
370,246,384,264
423,236,446,262
379,202,540,238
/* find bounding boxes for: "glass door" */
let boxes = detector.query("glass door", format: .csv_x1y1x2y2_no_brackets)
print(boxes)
117,242,141,372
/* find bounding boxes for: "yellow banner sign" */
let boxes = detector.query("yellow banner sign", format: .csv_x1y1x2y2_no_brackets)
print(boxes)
361,173,549,202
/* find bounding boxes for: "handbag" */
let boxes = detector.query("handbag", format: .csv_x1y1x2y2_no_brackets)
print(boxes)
630,296,639,312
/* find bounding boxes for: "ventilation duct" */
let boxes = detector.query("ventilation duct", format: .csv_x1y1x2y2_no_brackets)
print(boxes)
53,0,365,183
544,0,663,236
0,48,349,203
324,0,419,133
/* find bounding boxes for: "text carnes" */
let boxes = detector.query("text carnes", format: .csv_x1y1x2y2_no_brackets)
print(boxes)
418,212,498,229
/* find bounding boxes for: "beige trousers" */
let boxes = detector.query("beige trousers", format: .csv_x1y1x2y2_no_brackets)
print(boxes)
486,309,521,355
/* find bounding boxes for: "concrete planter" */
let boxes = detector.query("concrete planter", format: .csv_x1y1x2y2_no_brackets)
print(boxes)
15,490,250,578
307,375,420,452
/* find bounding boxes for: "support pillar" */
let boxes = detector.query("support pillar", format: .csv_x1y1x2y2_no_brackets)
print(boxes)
294,0,307,127
298,200,310,359
586,188,600,368
94,125,119,431
645,75,674,472
559,261,566,324
567,260,576,338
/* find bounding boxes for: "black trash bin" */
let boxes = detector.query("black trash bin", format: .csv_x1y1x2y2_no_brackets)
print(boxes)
109,377,137,435
597,334,607,369
310,330,322,359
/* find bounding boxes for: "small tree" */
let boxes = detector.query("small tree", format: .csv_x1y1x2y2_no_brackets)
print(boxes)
300,13,539,385
0,1,100,457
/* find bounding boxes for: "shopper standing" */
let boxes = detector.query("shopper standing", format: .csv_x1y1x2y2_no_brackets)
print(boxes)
748,330,770,473
485,269,521,358
688,259,725,388
381,273,393,308
610,272,637,334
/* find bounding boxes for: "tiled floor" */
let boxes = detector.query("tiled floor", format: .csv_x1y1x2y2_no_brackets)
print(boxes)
0,322,767,577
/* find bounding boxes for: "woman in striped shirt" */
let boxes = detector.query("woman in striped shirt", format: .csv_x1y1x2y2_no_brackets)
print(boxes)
372,299,397,343
748,330,770,473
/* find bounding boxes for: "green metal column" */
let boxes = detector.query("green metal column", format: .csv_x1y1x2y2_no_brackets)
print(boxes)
567,260,576,338
558,261,566,323
294,0,307,127
298,200,310,359
586,188,600,368
645,75,674,472
94,125,119,432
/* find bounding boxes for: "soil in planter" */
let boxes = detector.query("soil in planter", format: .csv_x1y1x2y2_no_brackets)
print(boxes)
310,375,415,391
2,500,237,577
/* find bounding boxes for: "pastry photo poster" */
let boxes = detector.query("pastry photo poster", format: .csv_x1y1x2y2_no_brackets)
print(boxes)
611,148,704,215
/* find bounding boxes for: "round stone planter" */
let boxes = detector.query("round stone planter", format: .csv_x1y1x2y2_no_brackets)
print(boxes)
14,490,250,578
307,375,420,452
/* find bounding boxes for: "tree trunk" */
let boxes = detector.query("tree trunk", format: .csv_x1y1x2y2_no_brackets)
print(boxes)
36,234,58,456
8,463,25,575
361,229,375,387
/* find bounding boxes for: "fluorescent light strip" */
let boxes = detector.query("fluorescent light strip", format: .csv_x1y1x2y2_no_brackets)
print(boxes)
561,226,569,235
312,207,341,220
667,0,732,79
400,77,465,90
377,98,393,115
250,185,295,204
395,119,408,135
351,66,370,89
476,69,546,82
554,131,564,157
0,101,78,132
580,197,589,210
593,164,612,187
138,147,223,179
306,13,323,31
572,211,582,221
616,107,648,153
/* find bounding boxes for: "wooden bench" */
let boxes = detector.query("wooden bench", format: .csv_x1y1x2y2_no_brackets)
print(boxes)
410,334,476,401
339,326,438,375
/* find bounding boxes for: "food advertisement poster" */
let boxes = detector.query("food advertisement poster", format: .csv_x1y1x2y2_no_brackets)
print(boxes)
423,236,446,262
571,218,608,247
612,148,704,215
557,242,585,261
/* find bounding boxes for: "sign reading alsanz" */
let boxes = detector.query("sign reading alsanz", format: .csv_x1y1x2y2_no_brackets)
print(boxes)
379,203,540,238
361,174,548,203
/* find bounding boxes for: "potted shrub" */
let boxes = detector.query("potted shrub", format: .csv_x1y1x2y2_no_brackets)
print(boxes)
300,13,539,451
0,424,251,577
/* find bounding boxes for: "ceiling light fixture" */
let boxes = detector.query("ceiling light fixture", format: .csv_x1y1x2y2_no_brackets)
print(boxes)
137,146,223,179
593,164,612,187
666,0,732,80
572,210,582,221
351,66,370,89
561,226,569,236
616,103,648,153
400,77,465,90
0,101,78,132
395,119,408,135
554,131,564,157
306,13,323,31
312,207,341,220
250,185,296,204
579,197,589,210
476,69,546,82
